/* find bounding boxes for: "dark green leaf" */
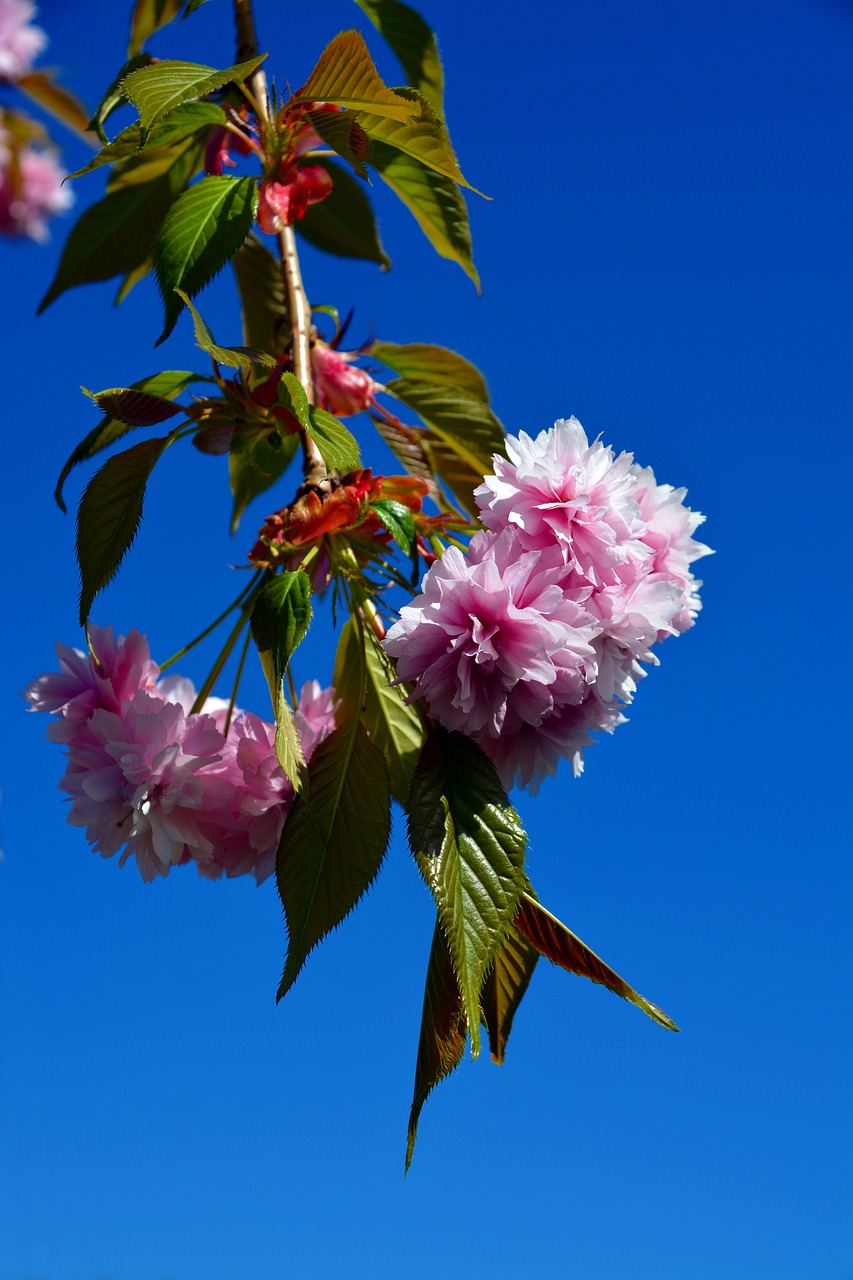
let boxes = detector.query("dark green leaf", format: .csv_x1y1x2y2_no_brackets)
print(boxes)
154,176,258,343
76,436,171,626
406,727,527,1058
294,30,417,122
176,289,277,368
388,376,504,477
86,386,184,427
306,108,370,180
277,372,310,428
480,924,539,1066
128,0,208,56
514,893,680,1032
228,430,299,534
69,102,225,179
88,54,154,142
17,72,93,139
55,371,203,512
406,920,467,1172
371,340,489,402
276,718,391,998
371,498,416,552
123,56,266,136
233,234,288,354
297,159,390,268
305,406,361,474
354,0,444,114
249,571,313,787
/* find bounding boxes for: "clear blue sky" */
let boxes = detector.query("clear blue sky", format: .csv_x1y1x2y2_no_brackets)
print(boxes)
2,2,851,1277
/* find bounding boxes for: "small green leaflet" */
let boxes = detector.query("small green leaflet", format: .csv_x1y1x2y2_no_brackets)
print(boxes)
123,56,266,136
76,435,173,626
277,372,311,428
177,289,277,369
276,718,391,998
249,571,313,789
297,160,390,268
305,407,361,475
371,498,416,554
353,0,445,115
154,177,259,343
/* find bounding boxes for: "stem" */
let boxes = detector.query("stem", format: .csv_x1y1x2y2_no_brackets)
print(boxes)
189,575,268,715
159,572,262,672
234,0,270,123
224,625,253,736
279,225,325,486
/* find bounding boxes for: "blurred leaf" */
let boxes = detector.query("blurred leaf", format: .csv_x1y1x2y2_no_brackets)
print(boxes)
249,571,313,788
406,919,466,1172
354,0,444,114
371,497,416,553
229,430,299,534
387,376,504,477
306,406,361,474
276,718,390,998
306,108,370,180
88,54,154,142
76,435,171,626
177,289,277,369
406,726,527,1059
371,340,488,402
123,56,266,136
154,176,258,343
85,386,184,427
480,924,538,1065
294,30,417,122
233,234,288,353
69,102,224,179
128,0,209,56
17,72,93,139
277,372,310,428
297,159,390,267
115,257,153,303
515,893,680,1032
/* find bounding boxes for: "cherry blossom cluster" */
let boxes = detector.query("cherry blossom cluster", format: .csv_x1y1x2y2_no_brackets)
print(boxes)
0,0,44,80
383,417,712,793
0,128,72,239
24,625,337,882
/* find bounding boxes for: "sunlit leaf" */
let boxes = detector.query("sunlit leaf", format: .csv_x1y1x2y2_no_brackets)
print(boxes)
406,726,527,1058
76,435,172,626
293,30,417,122
277,372,311,428
480,924,538,1066
128,0,209,56
406,919,466,1172
88,54,154,142
276,718,390,998
154,176,258,343
176,289,277,369
387,376,505,477
515,893,680,1032
69,102,224,179
17,72,93,139
123,56,266,136
306,109,370,180
228,430,299,534
371,340,489,402
354,0,444,114
233,234,288,354
371,497,416,552
249,571,313,788
305,406,361,474
297,159,390,268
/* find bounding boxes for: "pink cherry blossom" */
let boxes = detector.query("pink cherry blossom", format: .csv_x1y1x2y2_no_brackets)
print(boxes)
0,0,45,79
633,464,713,634
310,343,382,417
0,138,73,240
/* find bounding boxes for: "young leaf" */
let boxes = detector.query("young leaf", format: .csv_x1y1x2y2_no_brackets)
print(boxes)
76,435,172,626
358,100,480,193
123,56,266,136
233,234,288,354
86,387,184,427
406,727,527,1059
176,289,277,369
69,102,225,179
17,72,93,139
128,0,208,56
297,159,390,268
154,176,259,343
371,340,489,402
55,371,202,511
480,924,539,1066
406,919,467,1172
305,407,361,474
354,0,444,114
277,372,311,429
293,30,418,122
371,498,416,553
387,376,504,476
514,893,681,1032
276,718,391,998
228,430,299,534
249,571,313,787
305,109,370,180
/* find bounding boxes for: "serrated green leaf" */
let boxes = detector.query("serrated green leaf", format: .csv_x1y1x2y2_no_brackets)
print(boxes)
388,376,504,477
228,430,299,535
86,386,184,427
17,71,93,139
277,372,310,428
406,919,467,1172
360,100,480,194
88,54,154,142
297,159,390,268
276,718,391,998
176,288,277,369
371,498,416,552
55,371,203,512
480,923,538,1066
69,102,225,179
154,176,258,343
249,571,313,788
123,56,266,136
333,619,424,805
305,406,361,474
354,0,444,115
233,234,288,354
371,340,489,402
514,893,680,1032
128,0,208,56
76,435,172,626
406,727,527,1059
293,30,417,122
306,108,370,180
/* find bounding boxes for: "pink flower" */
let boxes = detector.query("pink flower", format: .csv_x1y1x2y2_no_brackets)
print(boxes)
0,137,73,240
257,164,332,232
633,464,713,633
0,0,45,79
310,343,382,417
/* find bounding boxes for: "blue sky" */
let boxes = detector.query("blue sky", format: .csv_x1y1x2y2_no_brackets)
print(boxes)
1,1,851,1278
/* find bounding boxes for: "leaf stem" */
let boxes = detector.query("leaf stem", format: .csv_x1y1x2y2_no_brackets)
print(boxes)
159,571,262,672
189,574,268,714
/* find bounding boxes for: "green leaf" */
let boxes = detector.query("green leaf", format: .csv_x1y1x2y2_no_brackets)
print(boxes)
123,56,266,136
276,718,391,998
76,435,172,626
88,54,154,143
69,102,225,179
388,376,504,477
480,924,539,1066
128,0,208,56
17,71,93,139
294,30,419,122
371,498,416,553
371,340,489,402
306,108,370,180
249,571,313,788
297,159,390,268
55,371,203,512
305,406,361,474
154,176,258,343
406,727,527,1059
228,430,299,535
359,99,480,193
85,386,184,427
514,893,681,1032
333,619,424,805
277,372,310,429
232,234,288,354
420,431,484,518
406,919,467,1172
354,0,444,114
176,288,277,369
